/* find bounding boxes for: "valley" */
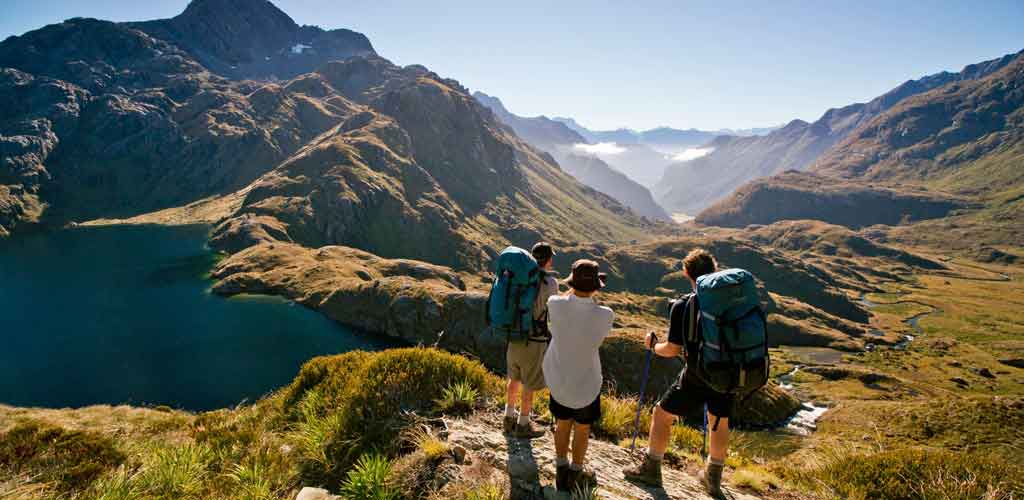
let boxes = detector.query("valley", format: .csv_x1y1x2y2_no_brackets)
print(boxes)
0,0,1022,499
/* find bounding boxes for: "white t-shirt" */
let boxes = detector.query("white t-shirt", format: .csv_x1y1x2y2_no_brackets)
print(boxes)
542,294,614,409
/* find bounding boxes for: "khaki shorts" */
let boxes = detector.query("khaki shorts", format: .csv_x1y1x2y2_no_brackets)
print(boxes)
506,340,548,391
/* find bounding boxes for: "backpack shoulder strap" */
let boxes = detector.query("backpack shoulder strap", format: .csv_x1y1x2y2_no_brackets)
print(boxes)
686,293,699,344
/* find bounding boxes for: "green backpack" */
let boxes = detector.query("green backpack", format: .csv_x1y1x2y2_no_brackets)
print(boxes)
687,268,770,396
486,247,541,343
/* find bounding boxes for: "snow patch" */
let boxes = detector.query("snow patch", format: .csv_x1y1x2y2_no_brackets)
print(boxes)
291,43,313,54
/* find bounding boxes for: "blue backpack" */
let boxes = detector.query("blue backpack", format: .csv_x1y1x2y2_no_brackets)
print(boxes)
486,247,541,343
687,268,770,396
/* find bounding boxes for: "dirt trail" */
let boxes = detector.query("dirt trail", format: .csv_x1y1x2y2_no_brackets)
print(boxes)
447,416,761,500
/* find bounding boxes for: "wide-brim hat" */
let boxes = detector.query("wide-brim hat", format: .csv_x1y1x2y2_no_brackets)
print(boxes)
565,259,607,292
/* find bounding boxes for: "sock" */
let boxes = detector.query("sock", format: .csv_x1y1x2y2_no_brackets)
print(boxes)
646,448,664,461
708,456,725,466
518,413,530,425
504,404,516,418
570,462,583,471
556,457,570,467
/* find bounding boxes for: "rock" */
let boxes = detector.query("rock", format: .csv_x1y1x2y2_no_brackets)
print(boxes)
865,343,877,352
295,487,340,500
452,444,468,464
950,377,970,387
447,416,760,500
973,368,996,379
948,360,962,368
999,359,1024,369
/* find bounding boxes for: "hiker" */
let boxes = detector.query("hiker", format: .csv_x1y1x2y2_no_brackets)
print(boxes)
503,242,559,438
542,259,613,492
624,248,769,497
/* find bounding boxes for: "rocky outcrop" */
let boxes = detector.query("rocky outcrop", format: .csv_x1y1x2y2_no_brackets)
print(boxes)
130,0,375,81
447,416,760,500
695,171,968,230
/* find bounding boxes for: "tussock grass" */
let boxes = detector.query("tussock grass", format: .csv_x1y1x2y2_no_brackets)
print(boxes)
731,465,782,493
436,381,480,415
339,452,398,500
780,447,1023,500
460,481,506,500
0,420,125,495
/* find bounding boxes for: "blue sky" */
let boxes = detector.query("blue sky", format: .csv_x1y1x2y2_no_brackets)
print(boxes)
3,1,1022,130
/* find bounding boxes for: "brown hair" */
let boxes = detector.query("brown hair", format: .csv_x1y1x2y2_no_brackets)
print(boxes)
683,248,717,280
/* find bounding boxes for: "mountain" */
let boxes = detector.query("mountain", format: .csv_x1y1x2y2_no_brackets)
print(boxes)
659,50,1023,215
552,117,777,150
0,1,660,266
129,0,375,80
472,91,670,220
696,50,1024,248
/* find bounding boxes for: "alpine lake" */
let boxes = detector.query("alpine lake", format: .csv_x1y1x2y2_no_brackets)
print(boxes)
0,224,394,411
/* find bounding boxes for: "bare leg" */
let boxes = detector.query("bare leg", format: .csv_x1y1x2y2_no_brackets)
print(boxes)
707,411,729,462
571,423,591,465
647,405,677,457
554,419,573,462
506,379,521,411
520,387,534,418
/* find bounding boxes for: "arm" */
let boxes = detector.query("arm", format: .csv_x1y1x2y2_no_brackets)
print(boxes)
645,297,687,358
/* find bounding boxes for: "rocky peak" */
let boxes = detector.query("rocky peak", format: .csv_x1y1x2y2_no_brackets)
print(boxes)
130,0,375,80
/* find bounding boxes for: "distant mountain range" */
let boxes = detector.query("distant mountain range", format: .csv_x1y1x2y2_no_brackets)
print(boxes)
552,117,777,151
659,50,1024,216
473,91,671,221
0,0,660,263
697,49,1024,251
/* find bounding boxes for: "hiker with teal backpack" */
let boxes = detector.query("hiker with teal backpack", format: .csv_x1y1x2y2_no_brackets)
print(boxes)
488,243,559,439
624,249,769,498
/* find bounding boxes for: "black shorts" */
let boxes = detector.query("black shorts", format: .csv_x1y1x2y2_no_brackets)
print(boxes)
658,371,735,420
549,394,602,425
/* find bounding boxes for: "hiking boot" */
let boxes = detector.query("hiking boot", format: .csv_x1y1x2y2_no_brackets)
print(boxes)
623,455,663,487
699,461,725,499
570,466,597,491
513,420,545,439
502,415,517,434
556,463,572,492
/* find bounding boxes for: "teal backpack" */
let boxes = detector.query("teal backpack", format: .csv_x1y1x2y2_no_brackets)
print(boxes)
687,268,770,396
486,247,541,343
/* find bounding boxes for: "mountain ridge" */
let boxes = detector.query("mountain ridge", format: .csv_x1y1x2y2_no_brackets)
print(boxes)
659,48,1024,215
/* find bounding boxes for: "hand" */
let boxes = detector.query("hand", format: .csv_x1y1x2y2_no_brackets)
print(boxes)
645,331,658,350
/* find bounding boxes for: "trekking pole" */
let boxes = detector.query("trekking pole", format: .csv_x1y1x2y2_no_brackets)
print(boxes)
630,332,657,451
702,402,708,459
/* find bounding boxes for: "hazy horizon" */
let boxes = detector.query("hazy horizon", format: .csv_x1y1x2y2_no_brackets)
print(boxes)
3,0,1022,131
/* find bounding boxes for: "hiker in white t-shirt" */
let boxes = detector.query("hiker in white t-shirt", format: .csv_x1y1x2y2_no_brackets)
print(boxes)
542,259,613,493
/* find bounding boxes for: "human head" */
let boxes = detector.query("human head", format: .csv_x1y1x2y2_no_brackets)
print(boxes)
531,242,554,270
682,248,717,285
566,259,606,296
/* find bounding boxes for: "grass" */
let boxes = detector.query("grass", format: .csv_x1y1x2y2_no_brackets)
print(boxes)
780,447,1023,500
0,420,125,495
339,452,398,500
436,381,480,415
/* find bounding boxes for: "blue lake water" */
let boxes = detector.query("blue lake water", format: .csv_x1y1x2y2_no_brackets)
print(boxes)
0,224,392,411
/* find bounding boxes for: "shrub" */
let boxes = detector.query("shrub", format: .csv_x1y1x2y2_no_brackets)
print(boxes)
288,348,498,488
339,452,399,500
436,381,480,415
784,447,1023,500
0,420,125,494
